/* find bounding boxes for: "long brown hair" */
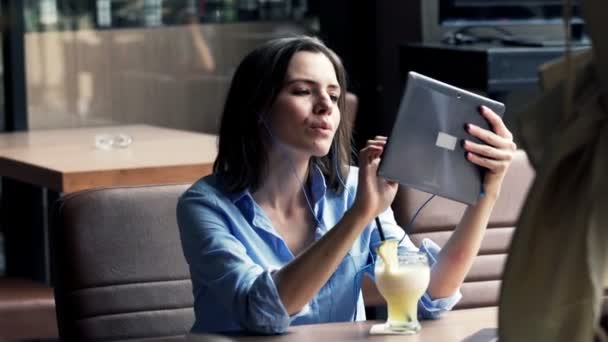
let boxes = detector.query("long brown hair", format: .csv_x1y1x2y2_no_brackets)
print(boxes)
213,36,353,193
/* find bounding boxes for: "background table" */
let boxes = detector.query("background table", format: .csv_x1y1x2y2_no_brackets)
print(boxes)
188,307,498,341
0,124,217,282
0,124,217,193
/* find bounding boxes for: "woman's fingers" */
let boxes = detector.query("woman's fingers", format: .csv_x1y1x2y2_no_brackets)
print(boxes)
356,137,399,218
463,128,515,174
361,137,389,161
368,145,383,161
463,140,514,161
463,107,516,177
465,123,517,151
359,145,383,164
478,106,513,140
466,152,511,175
366,137,387,148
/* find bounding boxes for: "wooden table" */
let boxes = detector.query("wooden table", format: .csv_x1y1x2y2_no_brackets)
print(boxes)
0,124,217,193
187,307,498,342
0,124,217,282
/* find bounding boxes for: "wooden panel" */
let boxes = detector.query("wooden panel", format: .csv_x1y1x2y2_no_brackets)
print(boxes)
62,164,213,193
0,158,63,192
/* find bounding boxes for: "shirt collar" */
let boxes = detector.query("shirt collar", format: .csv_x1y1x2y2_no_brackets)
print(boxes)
225,164,328,224
227,187,256,223
308,163,328,206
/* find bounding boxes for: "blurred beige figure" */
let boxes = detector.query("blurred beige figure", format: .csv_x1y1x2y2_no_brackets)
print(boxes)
499,0,608,341
188,14,216,72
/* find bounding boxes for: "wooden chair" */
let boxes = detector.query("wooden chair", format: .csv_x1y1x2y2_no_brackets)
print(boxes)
0,277,57,340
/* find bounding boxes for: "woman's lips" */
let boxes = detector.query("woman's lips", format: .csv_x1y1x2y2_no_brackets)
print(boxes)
310,122,332,131
310,125,332,136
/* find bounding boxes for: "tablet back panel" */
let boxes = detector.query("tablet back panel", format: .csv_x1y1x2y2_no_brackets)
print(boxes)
378,72,505,205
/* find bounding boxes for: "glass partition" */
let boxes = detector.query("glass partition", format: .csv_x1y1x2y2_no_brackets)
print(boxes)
23,0,317,132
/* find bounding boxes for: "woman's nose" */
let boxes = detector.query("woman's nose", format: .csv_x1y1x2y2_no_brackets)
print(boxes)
313,94,332,115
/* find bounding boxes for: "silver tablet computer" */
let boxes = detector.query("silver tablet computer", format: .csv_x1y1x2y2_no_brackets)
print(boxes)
378,71,505,205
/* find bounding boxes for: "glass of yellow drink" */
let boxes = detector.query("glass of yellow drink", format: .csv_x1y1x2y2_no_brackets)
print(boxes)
375,242,430,334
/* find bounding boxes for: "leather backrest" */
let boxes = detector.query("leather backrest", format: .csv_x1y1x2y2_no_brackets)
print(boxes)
51,184,194,341
391,149,535,308
345,92,359,127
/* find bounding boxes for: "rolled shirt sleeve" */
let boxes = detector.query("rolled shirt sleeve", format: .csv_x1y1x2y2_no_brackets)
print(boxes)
369,207,462,319
417,238,462,319
177,191,296,334
243,271,290,333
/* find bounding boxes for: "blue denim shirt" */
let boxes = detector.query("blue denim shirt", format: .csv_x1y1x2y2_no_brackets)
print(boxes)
177,165,461,334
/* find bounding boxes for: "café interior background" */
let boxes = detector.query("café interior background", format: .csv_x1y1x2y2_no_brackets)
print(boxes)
0,0,575,275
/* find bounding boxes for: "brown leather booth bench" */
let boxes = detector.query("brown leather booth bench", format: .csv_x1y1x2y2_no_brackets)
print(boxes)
48,92,360,341
362,149,535,309
50,150,533,341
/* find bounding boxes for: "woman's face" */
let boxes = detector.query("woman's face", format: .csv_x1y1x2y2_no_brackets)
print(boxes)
265,51,341,159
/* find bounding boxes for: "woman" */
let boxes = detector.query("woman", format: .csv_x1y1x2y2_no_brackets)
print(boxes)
177,36,516,334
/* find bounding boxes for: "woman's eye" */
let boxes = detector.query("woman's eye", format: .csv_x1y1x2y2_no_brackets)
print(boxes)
293,88,311,95
330,95,339,103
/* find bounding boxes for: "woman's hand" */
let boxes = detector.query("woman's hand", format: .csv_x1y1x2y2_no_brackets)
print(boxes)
352,136,399,220
273,138,398,316
463,106,517,199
